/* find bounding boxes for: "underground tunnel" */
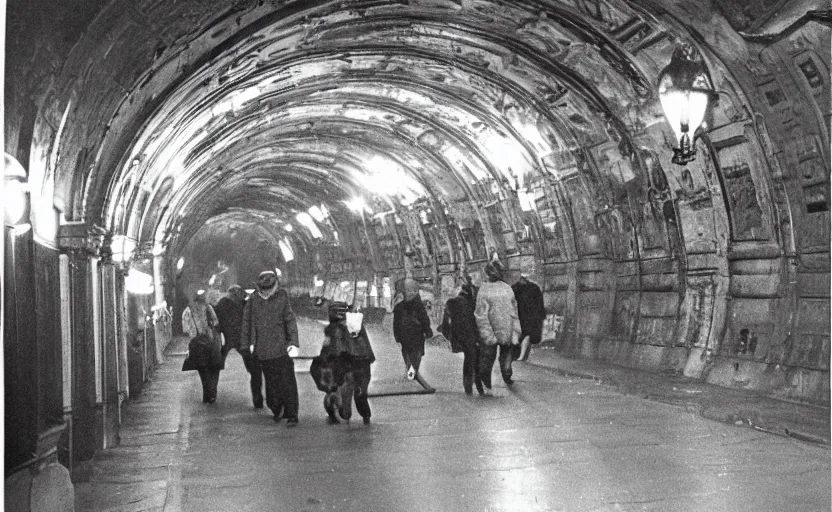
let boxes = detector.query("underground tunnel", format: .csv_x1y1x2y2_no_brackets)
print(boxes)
3,0,830,510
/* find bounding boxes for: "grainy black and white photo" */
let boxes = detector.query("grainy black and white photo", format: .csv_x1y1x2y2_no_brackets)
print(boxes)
3,1,830,511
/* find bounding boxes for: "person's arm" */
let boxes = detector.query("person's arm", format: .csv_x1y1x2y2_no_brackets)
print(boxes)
417,300,433,339
510,295,522,344
392,303,403,344
239,301,252,352
474,295,496,346
535,285,546,324
182,307,196,338
282,291,299,348
439,301,452,340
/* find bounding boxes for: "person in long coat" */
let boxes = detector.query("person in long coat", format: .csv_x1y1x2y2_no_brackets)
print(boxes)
392,278,433,380
512,273,546,361
182,290,223,403
310,301,375,424
214,285,265,408
440,281,483,395
240,271,300,426
474,260,521,393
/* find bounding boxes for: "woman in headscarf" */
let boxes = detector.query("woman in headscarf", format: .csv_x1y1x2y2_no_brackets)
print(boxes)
392,278,433,381
439,278,483,395
182,290,223,403
474,260,521,394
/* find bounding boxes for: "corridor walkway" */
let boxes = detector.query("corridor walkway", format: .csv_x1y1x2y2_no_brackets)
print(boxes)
75,318,830,512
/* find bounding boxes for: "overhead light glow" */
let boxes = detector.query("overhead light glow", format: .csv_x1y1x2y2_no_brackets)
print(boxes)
308,205,326,223
111,235,136,263
284,223,293,232
346,197,367,214
295,212,322,239
357,155,424,205
125,269,154,295
279,239,294,262
176,257,185,271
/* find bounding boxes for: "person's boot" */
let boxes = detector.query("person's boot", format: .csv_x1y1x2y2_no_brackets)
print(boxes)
253,396,264,409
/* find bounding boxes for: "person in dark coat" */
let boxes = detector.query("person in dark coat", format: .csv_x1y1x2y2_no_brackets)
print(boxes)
512,273,546,361
392,278,433,381
214,284,265,408
310,301,375,424
182,290,223,403
440,280,484,395
240,271,300,426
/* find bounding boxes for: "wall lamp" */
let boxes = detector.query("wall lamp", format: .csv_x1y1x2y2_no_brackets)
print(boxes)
4,153,30,227
658,43,716,165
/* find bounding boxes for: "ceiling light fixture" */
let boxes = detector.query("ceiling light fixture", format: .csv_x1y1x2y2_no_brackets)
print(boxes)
657,43,715,165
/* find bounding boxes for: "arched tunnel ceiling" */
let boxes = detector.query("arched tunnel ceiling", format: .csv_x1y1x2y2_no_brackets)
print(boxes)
42,0,759,260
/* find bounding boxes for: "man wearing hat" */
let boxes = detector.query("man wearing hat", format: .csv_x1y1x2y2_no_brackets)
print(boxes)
474,259,521,393
240,270,301,426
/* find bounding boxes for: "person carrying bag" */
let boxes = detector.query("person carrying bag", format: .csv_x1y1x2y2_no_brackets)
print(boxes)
181,290,224,404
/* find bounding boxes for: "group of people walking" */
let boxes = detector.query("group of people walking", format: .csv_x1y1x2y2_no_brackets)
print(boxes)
181,261,545,426
183,270,303,426
437,260,546,396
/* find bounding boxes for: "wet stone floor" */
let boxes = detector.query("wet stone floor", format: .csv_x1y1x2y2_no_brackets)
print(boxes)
75,318,831,512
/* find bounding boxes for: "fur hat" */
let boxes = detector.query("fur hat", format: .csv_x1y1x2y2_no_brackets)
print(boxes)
257,271,278,290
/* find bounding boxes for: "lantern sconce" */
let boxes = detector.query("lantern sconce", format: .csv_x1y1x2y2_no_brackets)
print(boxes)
657,43,717,165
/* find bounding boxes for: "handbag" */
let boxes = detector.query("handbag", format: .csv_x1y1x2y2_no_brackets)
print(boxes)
181,307,220,371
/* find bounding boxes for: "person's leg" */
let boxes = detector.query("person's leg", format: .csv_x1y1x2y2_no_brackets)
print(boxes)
197,369,210,403
498,345,514,385
462,345,475,394
240,350,264,408
518,334,531,361
478,344,497,392
472,343,484,395
260,358,283,421
353,362,372,422
207,367,221,402
324,392,339,423
275,356,299,424
337,371,354,421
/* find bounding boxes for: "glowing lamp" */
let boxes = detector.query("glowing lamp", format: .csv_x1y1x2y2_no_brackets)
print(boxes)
125,269,154,295
5,153,29,226
657,44,715,165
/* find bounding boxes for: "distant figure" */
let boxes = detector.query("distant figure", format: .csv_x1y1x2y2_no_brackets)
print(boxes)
214,285,265,409
310,302,375,424
474,260,521,393
182,290,223,404
512,273,546,362
241,271,300,426
392,278,433,381
440,279,483,395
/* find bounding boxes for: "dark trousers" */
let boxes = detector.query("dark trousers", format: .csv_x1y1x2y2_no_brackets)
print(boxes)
261,356,299,420
400,345,424,373
237,348,264,405
462,344,483,394
478,343,514,388
325,361,372,421
197,367,221,402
